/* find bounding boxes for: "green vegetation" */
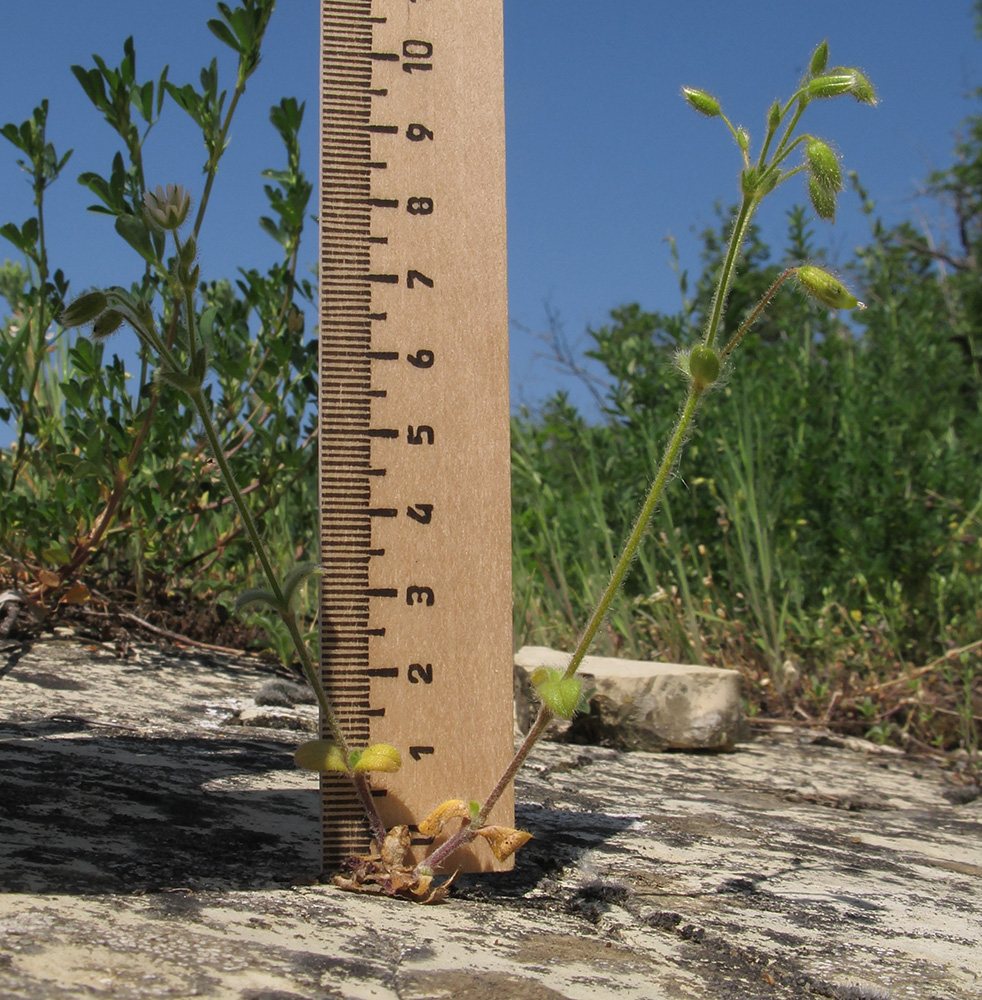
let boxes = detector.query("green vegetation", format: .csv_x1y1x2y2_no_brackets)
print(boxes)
514,193,982,755
1,2,978,798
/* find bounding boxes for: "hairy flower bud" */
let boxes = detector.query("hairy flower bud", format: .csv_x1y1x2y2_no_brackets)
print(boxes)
807,72,855,99
796,265,865,310
92,309,125,339
808,67,877,106
806,138,842,191
767,100,781,132
808,177,837,222
849,70,877,106
60,290,108,328
688,344,721,389
681,87,721,118
143,184,191,230
808,40,830,77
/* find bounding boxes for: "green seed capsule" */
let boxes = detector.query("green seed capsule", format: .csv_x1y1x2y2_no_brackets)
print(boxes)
681,87,721,118
796,265,865,310
688,345,721,389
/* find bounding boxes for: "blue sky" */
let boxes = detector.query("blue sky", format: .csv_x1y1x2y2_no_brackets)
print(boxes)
1,1,980,425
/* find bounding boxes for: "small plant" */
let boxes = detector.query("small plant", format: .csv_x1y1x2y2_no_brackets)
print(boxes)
371,42,876,886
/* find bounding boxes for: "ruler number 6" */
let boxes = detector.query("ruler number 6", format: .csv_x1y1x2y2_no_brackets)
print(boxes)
407,349,434,369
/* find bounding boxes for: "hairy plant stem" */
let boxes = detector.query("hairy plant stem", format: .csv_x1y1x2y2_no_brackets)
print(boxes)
704,193,758,350
7,179,49,494
721,267,797,360
416,384,706,876
183,381,388,839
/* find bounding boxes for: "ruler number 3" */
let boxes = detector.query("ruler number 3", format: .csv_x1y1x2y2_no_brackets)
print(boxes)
406,585,434,606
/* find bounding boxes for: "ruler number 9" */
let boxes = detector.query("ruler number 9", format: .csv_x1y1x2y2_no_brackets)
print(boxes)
406,123,433,142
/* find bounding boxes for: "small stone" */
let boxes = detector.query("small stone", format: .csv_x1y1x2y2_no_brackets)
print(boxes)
514,645,746,751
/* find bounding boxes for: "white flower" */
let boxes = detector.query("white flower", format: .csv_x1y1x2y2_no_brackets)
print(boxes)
143,184,191,230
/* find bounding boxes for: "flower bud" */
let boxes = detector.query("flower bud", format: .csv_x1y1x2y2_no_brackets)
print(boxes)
807,72,855,99
60,290,108,328
808,67,877,106
849,70,877,106
92,309,125,339
143,184,191,230
796,265,865,310
808,176,837,222
808,40,829,77
767,101,781,132
805,138,842,191
681,87,721,118
531,666,583,720
352,743,402,773
688,345,721,390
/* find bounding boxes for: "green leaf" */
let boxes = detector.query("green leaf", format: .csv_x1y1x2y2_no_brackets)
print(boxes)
281,562,323,609
0,219,39,259
235,587,279,614
114,214,157,265
207,18,241,54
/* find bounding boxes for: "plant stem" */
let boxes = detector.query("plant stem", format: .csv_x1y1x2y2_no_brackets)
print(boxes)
416,384,706,875
704,194,758,349
720,268,797,359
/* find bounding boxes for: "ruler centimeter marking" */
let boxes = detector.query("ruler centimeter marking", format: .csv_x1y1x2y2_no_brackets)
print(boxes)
319,0,513,872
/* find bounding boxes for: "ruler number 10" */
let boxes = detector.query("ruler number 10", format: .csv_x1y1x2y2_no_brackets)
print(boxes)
402,40,432,74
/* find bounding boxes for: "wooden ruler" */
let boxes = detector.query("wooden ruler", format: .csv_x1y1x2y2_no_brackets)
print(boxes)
318,0,513,873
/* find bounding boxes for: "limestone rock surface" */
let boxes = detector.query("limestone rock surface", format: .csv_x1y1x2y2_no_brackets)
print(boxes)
1,638,979,1000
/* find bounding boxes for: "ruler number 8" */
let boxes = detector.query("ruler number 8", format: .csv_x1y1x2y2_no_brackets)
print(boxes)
407,197,434,216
